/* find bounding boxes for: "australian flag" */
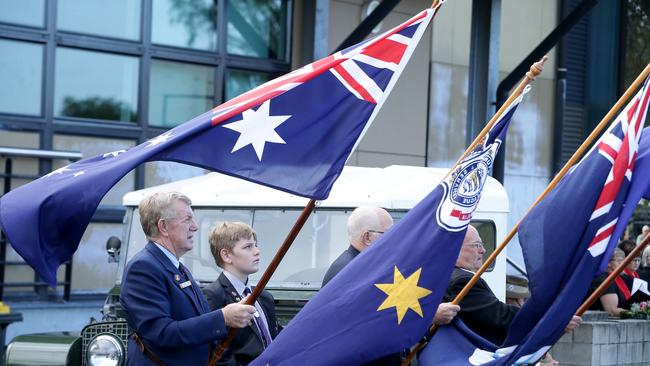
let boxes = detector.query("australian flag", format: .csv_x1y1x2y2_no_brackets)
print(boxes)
419,77,650,365
0,9,436,286
251,91,525,366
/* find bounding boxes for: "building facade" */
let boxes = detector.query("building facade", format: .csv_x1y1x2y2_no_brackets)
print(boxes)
0,0,647,331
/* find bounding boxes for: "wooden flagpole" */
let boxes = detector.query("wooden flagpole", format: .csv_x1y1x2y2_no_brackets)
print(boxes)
402,62,650,365
212,199,316,361
577,234,650,316
213,2,451,363
400,56,548,366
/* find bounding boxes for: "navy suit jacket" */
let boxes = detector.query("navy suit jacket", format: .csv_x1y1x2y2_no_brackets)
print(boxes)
121,242,227,365
202,273,280,366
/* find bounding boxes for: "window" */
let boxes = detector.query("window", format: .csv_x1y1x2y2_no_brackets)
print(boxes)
149,59,215,127
227,0,288,60
623,0,650,89
0,39,43,116
57,0,141,40
152,0,217,50
225,69,271,101
71,223,120,290
0,0,45,28
54,48,139,122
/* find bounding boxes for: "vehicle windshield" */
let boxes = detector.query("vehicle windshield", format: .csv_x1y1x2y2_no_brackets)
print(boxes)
121,207,359,289
119,208,495,289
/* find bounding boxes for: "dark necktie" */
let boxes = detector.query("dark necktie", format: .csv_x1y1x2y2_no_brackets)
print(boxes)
178,263,201,304
243,287,271,348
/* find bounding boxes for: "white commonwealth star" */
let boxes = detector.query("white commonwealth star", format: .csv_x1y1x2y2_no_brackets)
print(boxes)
222,100,291,161
103,150,126,158
147,132,173,147
45,166,71,178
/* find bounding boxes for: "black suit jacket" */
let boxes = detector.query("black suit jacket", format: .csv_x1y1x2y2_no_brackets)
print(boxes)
202,272,280,366
322,245,360,286
444,268,518,346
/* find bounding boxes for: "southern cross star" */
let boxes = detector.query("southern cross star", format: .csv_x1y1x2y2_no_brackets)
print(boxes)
45,166,71,178
147,132,173,147
103,150,126,158
375,266,432,324
222,100,291,161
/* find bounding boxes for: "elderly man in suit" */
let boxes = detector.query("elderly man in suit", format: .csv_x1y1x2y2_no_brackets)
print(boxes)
445,225,582,346
203,222,281,366
121,192,257,365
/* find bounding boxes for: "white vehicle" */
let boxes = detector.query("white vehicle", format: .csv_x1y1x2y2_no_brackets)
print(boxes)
118,164,509,309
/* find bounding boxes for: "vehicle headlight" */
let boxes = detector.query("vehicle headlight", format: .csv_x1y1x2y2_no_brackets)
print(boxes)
87,334,124,366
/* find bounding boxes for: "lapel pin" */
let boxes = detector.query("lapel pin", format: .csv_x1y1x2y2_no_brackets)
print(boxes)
180,281,192,289
174,274,181,282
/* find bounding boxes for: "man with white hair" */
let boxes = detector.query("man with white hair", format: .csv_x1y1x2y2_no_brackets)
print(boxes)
322,206,394,286
321,206,461,365
445,225,581,346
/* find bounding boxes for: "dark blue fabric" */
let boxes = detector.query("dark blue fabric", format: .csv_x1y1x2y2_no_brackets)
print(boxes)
121,242,226,365
0,10,434,286
418,89,650,366
419,318,497,365
250,91,519,366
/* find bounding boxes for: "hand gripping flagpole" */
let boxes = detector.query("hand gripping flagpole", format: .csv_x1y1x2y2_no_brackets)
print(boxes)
402,61,650,365
211,2,451,363
576,234,650,316
400,56,548,366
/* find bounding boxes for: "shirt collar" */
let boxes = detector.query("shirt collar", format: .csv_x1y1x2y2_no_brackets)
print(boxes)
153,242,180,269
222,270,249,296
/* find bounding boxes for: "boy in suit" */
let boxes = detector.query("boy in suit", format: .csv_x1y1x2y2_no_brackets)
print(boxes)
203,222,281,366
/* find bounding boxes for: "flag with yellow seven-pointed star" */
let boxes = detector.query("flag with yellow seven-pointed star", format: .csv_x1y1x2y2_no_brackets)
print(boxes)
251,93,524,366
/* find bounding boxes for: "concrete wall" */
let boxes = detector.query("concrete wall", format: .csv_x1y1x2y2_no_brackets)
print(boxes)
553,312,650,366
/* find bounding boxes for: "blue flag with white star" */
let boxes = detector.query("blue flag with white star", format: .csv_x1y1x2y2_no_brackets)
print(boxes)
0,10,435,286
250,92,524,366
419,78,650,366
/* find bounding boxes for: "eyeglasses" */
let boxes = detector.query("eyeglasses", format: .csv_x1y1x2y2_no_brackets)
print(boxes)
464,242,485,250
367,230,385,235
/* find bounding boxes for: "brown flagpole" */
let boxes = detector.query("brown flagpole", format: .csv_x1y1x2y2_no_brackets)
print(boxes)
402,62,650,365
400,56,548,366
211,199,316,362
577,235,650,316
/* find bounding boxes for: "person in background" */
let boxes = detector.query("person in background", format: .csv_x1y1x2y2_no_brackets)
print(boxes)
638,246,650,282
586,247,626,316
636,225,650,245
505,275,529,307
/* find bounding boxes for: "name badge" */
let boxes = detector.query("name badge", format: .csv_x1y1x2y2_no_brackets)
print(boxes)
180,281,192,289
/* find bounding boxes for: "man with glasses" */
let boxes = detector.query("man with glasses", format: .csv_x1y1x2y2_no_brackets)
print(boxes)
121,192,257,365
321,206,460,365
445,225,581,346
